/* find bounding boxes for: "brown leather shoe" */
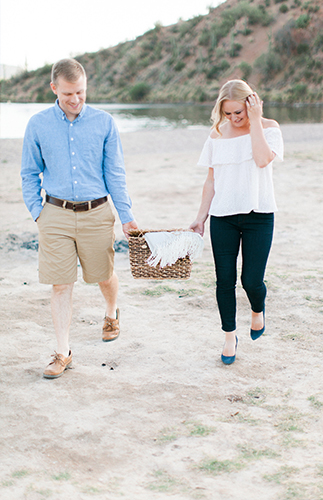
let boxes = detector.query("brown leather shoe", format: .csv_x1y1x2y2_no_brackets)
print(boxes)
102,308,120,342
43,350,72,379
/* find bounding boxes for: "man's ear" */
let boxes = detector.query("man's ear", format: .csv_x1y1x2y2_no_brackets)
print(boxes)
50,82,57,95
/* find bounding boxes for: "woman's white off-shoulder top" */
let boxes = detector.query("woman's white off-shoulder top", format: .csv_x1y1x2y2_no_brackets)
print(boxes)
197,127,284,217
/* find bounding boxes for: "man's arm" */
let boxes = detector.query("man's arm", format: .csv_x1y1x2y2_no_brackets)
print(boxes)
102,116,136,226
21,121,45,221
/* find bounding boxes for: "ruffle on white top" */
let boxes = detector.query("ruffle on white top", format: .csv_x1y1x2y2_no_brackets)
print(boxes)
197,127,284,217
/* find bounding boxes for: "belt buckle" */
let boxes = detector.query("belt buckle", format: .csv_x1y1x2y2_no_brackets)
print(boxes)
72,203,77,212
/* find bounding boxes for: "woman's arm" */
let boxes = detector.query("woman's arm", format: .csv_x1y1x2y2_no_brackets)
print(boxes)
189,168,215,236
246,93,278,168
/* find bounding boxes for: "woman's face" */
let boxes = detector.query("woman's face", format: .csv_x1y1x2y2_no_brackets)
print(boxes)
222,100,248,128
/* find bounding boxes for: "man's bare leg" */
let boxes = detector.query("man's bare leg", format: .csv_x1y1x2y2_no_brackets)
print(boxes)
51,283,74,357
99,272,120,341
98,272,119,318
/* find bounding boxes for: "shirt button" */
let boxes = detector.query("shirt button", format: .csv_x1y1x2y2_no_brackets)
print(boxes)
70,123,73,127
72,152,75,155
74,181,77,184
73,166,76,170
76,195,79,198
71,138,74,141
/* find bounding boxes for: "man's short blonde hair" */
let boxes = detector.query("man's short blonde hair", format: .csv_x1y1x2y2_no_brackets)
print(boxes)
51,58,86,85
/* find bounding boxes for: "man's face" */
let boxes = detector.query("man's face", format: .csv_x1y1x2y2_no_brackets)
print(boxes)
50,75,86,121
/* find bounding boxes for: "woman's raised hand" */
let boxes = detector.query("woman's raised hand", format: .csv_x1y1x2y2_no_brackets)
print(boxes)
246,92,263,121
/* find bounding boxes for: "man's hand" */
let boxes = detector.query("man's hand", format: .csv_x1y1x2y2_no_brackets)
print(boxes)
122,220,139,239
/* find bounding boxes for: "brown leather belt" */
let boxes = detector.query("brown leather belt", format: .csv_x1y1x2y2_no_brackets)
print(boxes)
46,195,107,212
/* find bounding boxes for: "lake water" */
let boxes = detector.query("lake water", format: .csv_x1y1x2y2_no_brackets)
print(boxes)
1,102,322,139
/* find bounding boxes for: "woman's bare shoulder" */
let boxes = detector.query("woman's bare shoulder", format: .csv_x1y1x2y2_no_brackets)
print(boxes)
210,129,220,139
262,117,280,129
210,122,227,139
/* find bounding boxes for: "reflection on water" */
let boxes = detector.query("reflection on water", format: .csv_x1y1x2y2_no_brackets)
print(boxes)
264,104,323,124
1,102,322,138
107,103,323,126
99,102,323,126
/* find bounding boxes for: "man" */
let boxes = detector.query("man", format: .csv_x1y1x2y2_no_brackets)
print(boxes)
21,58,138,379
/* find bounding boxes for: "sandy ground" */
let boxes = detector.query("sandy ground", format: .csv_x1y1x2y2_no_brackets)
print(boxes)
0,123,323,500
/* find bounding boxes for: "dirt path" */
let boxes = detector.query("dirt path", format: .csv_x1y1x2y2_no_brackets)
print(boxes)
1,125,323,499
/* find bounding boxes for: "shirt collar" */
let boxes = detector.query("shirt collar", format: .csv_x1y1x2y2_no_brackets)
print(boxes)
54,99,87,123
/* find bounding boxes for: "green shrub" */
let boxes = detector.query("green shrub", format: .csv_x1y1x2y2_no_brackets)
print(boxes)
174,61,186,71
159,72,172,85
187,69,197,78
274,20,297,55
302,69,313,79
302,1,320,12
139,56,152,69
297,42,310,54
154,21,162,32
194,87,212,102
179,23,190,37
212,19,232,40
248,6,273,25
229,42,243,57
180,15,203,36
255,51,283,79
295,14,310,28
36,87,54,103
199,30,211,46
239,61,252,80
190,15,203,28
219,2,272,28
117,78,127,88
35,64,52,77
279,4,289,13
313,74,323,84
198,90,208,102
182,46,191,58
126,56,137,70
314,33,323,51
216,48,226,58
129,82,150,101
206,59,230,79
288,83,308,100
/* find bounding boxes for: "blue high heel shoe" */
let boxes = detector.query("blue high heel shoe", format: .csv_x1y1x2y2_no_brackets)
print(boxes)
250,308,265,341
221,336,238,365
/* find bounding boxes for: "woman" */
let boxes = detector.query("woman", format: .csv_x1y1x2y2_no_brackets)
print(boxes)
190,80,283,365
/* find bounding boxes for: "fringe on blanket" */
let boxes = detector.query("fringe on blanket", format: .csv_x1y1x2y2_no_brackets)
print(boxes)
144,231,204,268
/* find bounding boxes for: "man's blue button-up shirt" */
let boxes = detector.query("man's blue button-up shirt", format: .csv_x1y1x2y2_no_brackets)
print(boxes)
21,100,134,224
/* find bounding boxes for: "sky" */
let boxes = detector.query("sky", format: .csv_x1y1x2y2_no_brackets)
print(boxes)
0,0,226,71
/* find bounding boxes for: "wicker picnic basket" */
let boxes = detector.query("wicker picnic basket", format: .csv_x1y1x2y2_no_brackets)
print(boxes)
128,229,192,280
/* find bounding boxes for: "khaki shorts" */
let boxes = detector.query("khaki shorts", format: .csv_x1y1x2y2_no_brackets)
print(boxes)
37,200,115,284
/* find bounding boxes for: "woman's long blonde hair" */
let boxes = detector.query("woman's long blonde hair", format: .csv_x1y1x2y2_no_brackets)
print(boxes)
211,80,255,134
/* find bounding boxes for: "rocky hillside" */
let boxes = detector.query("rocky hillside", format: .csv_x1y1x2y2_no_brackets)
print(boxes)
1,0,323,104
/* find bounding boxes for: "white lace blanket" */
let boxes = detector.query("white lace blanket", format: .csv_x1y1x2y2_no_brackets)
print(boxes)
144,231,204,268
